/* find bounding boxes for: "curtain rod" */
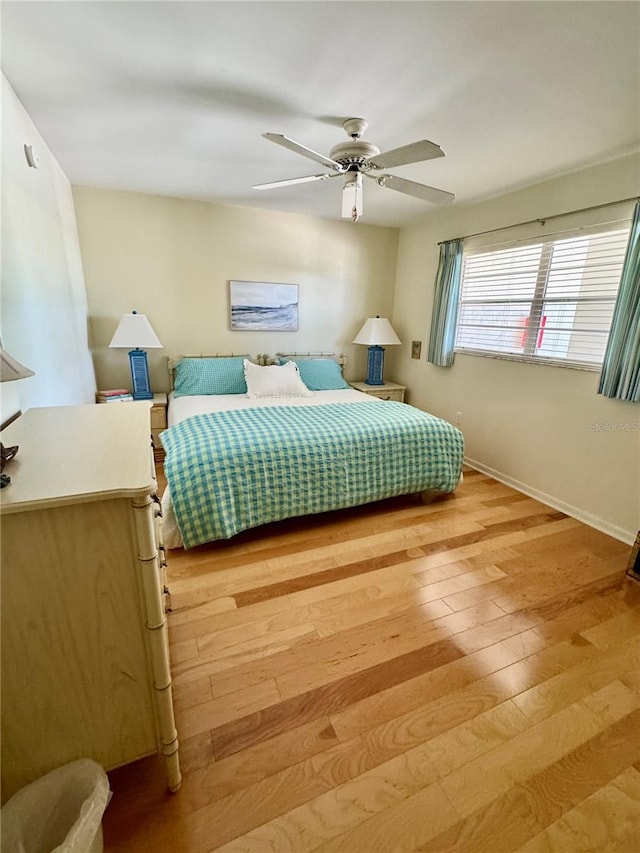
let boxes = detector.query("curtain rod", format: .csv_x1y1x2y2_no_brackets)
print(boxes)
437,195,639,245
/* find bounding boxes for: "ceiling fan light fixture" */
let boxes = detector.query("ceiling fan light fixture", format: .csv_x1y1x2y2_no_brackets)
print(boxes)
342,172,363,222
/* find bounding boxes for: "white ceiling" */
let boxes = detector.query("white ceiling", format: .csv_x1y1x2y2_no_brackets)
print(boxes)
2,1,639,227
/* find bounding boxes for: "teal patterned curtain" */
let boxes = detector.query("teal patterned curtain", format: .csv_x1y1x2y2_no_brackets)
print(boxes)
598,201,640,402
427,239,463,367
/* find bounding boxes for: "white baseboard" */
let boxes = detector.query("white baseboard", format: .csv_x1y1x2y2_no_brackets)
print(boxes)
464,456,635,546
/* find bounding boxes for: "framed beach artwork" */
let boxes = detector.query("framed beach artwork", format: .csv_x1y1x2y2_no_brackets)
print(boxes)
229,281,299,331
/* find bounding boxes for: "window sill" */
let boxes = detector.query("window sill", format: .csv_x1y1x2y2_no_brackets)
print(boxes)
453,349,601,372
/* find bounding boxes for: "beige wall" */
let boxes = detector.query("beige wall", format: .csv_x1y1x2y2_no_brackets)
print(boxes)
73,187,399,392
390,154,640,543
1,76,95,422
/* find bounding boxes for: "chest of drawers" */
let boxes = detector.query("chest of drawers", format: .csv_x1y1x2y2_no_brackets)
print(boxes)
0,403,180,800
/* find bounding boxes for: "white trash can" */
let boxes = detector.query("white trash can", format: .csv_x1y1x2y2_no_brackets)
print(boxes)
1,759,111,853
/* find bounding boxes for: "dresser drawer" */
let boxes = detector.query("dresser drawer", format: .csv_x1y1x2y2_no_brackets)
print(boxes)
370,388,404,402
350,381,406,403
151,407,166,429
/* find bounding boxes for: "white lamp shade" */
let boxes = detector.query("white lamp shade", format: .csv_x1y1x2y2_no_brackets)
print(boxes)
0,347,35,382
353,317,401,346
109,312,163,349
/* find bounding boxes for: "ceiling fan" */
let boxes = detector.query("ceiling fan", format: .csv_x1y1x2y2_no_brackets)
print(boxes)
253,118,455,222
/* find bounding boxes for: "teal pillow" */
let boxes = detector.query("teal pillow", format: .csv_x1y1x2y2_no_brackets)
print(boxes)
173,357,249,396
280,358,350,391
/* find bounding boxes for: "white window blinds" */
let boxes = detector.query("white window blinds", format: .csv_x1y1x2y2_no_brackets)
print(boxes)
455,223,632,369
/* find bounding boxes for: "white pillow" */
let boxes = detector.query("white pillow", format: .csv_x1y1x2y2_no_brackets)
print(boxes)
243,359,313,399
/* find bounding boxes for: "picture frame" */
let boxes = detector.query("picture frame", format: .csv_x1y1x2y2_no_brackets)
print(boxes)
229,281,299,332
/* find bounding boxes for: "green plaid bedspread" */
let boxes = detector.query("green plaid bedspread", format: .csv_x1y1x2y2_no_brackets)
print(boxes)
161,401,463,548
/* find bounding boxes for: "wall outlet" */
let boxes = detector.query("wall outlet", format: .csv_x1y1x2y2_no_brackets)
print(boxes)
455,411,463,425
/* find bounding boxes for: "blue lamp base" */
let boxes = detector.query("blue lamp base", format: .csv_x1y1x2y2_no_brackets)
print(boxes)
128,348,153,400
365,346,386,385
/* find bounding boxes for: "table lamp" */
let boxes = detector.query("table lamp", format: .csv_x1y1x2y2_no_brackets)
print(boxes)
0,345,35,488
109,310,163,400
353,316,401,385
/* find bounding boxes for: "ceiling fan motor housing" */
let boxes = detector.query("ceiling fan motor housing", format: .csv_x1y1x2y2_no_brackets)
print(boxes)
329,139,381,172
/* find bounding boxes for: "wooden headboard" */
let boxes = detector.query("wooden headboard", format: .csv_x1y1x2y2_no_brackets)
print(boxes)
167,354,267,391
274,352,347,374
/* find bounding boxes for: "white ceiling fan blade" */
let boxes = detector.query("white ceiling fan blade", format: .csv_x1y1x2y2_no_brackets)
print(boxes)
263,133,343,170
369,140,445,170
253,173,337,190
371,174,455,204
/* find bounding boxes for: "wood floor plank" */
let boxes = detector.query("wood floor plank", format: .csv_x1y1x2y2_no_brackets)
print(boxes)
169,595,291,644
166,495,430,573
210,634,465,759
168,637,198,664
179,731,215,775
285,559,426,609
335,637,555,756
311,583,453,638
173,515,488,604
178,508,576,611
330,628,558,741
212,735,443,852
530,578,636,643
211,662,287,701
201,590,496,705
620,667,640,698
406,517,580,576
175,717,340,811
313,781,459,853
412,551,510,585
332,638,593,767
170,489,469,575
237,780,458,853
172,622,318,687
482,492,532,508
444,551,625,615
493,556,629,615
419,709,640,853
172,675,212,713
183,730,419,850
194,604,315,659
168,594,237,628
277,598,523,701
515,767,640,853
176,678,281,739
439,681,638,819
579,607,640,649
421,698,530,777
511,635,640,724
414,563,507,599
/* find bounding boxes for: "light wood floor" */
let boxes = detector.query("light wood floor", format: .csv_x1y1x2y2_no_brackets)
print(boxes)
104,467,640,852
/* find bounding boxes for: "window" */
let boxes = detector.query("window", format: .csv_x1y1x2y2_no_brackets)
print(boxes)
455,224,631,369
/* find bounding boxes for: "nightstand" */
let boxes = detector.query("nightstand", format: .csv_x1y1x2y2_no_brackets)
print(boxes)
350,380,406,403
150,393,168,461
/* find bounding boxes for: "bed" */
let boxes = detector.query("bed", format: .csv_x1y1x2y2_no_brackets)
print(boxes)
160,354,464,549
